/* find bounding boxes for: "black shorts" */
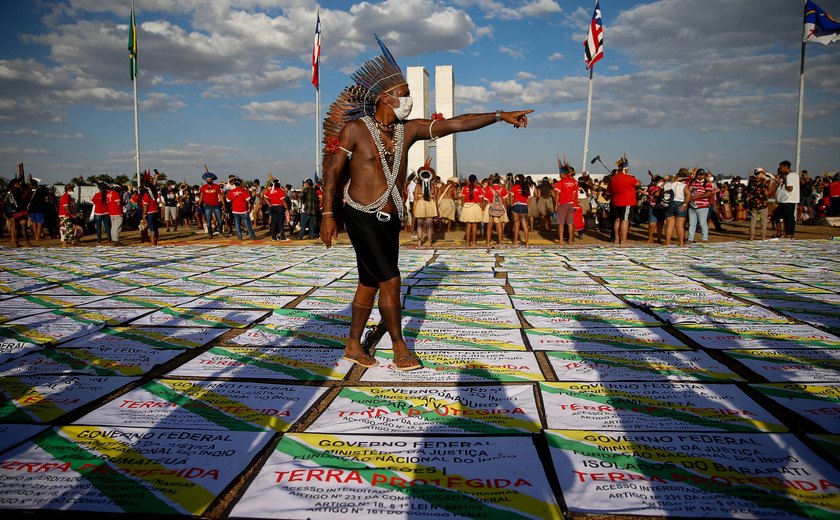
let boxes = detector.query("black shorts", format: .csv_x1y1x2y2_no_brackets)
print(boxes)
344,205,401,287
610,205,636,221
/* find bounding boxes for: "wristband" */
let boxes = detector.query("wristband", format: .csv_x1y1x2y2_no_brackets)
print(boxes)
322,212,333,215
495,110,502,123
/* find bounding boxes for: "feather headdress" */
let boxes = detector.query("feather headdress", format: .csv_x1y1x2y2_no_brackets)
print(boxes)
557,154,574,174
616,154,629,169
323,35,406,152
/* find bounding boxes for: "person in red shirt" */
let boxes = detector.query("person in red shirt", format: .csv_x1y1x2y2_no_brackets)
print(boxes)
226,178,256,240
606,156,640,245
483,175,508,246
263,179,289,241
106,185,124,245
553,164,578,244
459,175,485,246
199,172,223,238
58,183,78,245
508,174,531,246
90,183,111,245
141,180,161,246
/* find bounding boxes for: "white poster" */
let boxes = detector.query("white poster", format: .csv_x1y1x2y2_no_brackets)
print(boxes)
651,305,792,325
725,349,840,382
167,346,353,381
0,375,138,422
510,293,627,310
540,382,783,432
521,308,659,329
59,326,227,350
751,384,840,433
361,351,544,383
545,350,742,382
677,324,840,350
527,327,688,351
0,346,184,377
76,379,326,432
230,433,563,519
0,424,48,453
378,327,527,351
178,294,297,310
546,430,840,519
130,308,269,328
0,339,42,364
401,309,521,329
0,426,271,515
307,385,541,435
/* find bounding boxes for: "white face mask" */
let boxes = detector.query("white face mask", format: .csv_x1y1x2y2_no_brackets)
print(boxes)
390,95,413,120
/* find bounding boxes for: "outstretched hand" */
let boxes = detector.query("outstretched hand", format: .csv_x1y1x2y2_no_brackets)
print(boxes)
501,109,534,129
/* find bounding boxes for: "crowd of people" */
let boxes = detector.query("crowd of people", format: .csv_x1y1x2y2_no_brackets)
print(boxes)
2,160,838,248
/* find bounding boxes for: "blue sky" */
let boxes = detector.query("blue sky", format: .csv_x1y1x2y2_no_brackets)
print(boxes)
0,0,838,186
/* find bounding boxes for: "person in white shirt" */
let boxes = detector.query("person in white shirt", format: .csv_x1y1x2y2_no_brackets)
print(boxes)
776,160,799,239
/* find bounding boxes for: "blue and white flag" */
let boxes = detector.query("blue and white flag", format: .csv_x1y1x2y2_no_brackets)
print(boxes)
804,0,840,45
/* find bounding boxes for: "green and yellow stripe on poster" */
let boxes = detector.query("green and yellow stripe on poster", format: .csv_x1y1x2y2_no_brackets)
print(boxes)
0,426,271,514
230,433,563,519
545,429,840,519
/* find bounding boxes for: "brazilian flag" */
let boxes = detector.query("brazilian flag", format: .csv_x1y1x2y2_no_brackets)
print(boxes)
128,4,137,80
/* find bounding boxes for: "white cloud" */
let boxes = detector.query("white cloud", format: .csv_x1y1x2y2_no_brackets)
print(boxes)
499,45,524,59
456,0,561,20
516,71,536,80
0,129,83,139
548,52,564,61
241,100,314,122
0,147,50,156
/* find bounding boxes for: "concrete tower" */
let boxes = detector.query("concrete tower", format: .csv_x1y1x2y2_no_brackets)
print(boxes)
434,65,456,181
406,66,429,175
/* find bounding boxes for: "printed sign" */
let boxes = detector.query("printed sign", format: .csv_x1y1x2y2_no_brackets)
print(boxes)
220,284,313,295
409,285,509,296
545,350,742,382
362,351,544,383
651,305,792,325
777,310,840,335
226,323,349,348
130,308,269,328
725,349,840,382
378,327,527,351
510,293,627,310
178,294,297,310
76,379,325,432
512,284,612,295
677,324,840,350
59,326,227,350
751,384,839,433
230,433,563,519
0,340,42,364
261,308,380,328
527,327,688,351
540,382,782,432
808,434,840,462
167,346,353,381
402,293,512,311
0,308,51,324
307,385,541,435
0,375,137,423
401,309,521,329
7,295,109,308
620,291,745,308
83,295,201,308
0,345,184,377
521,308,659,329
0,426,271,514
546,429,840,519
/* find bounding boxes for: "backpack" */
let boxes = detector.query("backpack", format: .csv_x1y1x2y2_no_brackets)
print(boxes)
657,186,674,209
488,189,505,218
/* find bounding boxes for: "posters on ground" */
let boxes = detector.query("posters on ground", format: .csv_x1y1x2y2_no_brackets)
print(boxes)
724,349,840,382
377,327,527,351
651,305,793,325
540,382,783,432
229,433,563,519
526,327,688,352
0,424,48,453
401,309,521,329
307,385,541,435
75,379,325,432
227,323,349,348
0,426,272,515
521,308,659,329
545,350,742,382
510,293,627,311
546,429,840,519
167,346,353,381
0,375,138,423
129,308,269,328
0,340,42,365
362,351,544,383
751,384,840,433
177,294,297,310
58,326,227,350
677,324,840,350
0,346,184,377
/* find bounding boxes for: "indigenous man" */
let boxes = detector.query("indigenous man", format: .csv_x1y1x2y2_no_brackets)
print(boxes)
320,37,532,370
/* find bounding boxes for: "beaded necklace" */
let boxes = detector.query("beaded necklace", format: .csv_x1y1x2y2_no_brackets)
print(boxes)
343,116,405,220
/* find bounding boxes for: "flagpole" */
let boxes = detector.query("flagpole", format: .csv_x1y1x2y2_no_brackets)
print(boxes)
131,0,141,188
794,41,806,174
582,66,594,174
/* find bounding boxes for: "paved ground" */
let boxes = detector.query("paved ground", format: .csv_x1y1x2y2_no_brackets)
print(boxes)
0,235,838,519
